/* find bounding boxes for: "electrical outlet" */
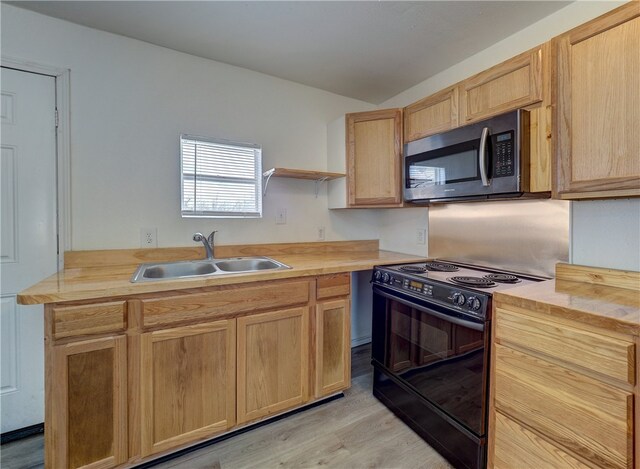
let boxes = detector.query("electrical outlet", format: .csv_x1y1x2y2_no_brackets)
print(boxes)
276,208,287,225
417,228,426,245
317,226,325,241
140,227,157,248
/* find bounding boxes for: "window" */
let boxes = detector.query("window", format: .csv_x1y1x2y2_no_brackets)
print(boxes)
181,134,262,218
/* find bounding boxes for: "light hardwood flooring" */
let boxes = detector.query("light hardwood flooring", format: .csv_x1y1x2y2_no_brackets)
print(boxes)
0,344,452,469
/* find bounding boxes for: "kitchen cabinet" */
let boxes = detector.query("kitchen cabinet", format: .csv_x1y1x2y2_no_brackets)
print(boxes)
42,272,354,468
139,320,236,457
459,45,545,125
237,307,310,424
489,303,637,469
46,333,127,469
402,43,551,193
404,86,459,142
315,274,351,398
554,2,640,199
345,109,404,207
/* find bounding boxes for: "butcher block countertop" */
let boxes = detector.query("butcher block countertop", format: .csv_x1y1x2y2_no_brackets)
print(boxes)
494,263,640,336
18,240,425,305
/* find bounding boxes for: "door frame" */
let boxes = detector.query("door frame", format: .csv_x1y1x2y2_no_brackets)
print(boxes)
1,56,70,270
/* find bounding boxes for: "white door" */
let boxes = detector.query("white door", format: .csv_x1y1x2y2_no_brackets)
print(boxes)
1,67,58,433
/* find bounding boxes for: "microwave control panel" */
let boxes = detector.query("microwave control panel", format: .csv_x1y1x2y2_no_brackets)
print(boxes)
492,131,515,178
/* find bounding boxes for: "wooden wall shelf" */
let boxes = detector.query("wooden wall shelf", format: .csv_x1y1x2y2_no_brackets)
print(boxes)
263,168,345,197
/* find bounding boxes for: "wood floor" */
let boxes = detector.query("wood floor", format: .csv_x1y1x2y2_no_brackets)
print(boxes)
0,344,452,469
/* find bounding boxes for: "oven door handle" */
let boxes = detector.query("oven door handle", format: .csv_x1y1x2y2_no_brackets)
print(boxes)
373,286,485,332
479,126,491,187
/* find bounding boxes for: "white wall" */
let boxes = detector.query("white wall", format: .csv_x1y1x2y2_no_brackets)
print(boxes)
1,4,380,250
571,199,640,271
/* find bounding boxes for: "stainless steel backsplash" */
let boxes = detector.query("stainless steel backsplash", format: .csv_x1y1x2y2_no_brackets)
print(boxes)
428,199,569,277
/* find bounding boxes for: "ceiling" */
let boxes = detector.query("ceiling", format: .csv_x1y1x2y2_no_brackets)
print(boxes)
10,1,572,104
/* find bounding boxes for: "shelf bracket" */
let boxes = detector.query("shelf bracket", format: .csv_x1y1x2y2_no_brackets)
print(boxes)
314,177,329,198
262,168,275,197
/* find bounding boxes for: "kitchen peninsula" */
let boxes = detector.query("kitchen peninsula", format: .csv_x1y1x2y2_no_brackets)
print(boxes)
18,240,425,468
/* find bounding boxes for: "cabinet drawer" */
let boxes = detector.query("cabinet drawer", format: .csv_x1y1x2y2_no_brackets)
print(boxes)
494,344,633,469
495,307,635,385
52,301,126,340
141,280,310,328
316,274,350,300
493,411,590,469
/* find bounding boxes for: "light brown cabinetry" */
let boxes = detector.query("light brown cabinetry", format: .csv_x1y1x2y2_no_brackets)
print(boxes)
404,86,459,142
459,45,545,124
346,109,403,207
139,320,236,456
237,307,310,424
45,275,352,468
489,304,637,469
46,333,127,469
554,2,640,199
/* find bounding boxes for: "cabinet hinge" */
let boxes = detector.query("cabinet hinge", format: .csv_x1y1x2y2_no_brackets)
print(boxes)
55,108,59,129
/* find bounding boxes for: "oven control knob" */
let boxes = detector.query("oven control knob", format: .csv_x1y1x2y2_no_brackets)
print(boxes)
467,296,481,310
452,292,466,306
374,271,381,281
382,273,390,284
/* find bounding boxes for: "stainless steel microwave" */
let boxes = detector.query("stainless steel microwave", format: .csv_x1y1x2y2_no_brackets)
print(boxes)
404,109,541,203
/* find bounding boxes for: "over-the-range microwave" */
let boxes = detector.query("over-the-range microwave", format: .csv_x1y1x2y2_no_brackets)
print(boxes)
404,109,547,204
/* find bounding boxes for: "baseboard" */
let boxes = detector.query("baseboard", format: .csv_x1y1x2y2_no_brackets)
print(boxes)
1,423,44,444
351,336,371,348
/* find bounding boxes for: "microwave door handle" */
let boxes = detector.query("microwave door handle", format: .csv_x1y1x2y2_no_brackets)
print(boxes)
479,127,491,187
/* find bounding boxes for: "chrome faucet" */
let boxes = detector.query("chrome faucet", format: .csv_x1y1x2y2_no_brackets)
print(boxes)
193,231,217,260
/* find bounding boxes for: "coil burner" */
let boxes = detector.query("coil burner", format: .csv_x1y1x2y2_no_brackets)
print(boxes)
483,273,520,284
424,262,459,272
448,276,497,288
399,265,428,273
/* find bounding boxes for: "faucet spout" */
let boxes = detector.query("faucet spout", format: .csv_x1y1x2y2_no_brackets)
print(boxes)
193,230,217,260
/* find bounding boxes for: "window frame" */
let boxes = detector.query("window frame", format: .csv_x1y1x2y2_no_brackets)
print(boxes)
180,133,263,219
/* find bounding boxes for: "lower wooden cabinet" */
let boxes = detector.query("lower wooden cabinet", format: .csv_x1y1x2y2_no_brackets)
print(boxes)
45,276,351,468
237,307,310,424
47,335,127,469
315,298,351,397
489,303,637,469
139,320,236,456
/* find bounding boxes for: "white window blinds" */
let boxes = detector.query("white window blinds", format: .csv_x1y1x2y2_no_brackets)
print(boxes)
181,134,262,218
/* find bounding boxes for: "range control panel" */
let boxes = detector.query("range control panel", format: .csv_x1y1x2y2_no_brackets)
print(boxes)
372,267,489,320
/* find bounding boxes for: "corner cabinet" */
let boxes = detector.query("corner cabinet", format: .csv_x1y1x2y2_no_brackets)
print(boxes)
554,2,640,199
345,109,404,207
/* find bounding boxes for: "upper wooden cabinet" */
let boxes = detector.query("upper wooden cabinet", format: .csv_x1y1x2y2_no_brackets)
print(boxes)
404,86,459,142
460,44,546,125
346,109,403,207
554,2,640,199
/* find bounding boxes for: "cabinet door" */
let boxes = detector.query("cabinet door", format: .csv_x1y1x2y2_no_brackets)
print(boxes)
140,320,236,456
554,3,640,199
460,45,545,124
48,336,127,469
346,109,403,207
404,86,459,142
315,299,351,398
237,307,309,424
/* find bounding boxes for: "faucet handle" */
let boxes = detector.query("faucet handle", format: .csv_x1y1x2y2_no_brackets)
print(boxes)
207,230,217,245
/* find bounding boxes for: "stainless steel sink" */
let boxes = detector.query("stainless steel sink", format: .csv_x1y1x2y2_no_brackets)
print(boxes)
130,257,290,282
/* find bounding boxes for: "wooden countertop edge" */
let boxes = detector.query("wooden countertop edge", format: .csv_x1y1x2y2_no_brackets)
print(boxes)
18,250,426,305
494,281,640,337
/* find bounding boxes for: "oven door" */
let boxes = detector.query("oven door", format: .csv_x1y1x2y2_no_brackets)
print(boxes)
371,285,489,436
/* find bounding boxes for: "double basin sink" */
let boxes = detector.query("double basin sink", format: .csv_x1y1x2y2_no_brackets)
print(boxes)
131,256,291,283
